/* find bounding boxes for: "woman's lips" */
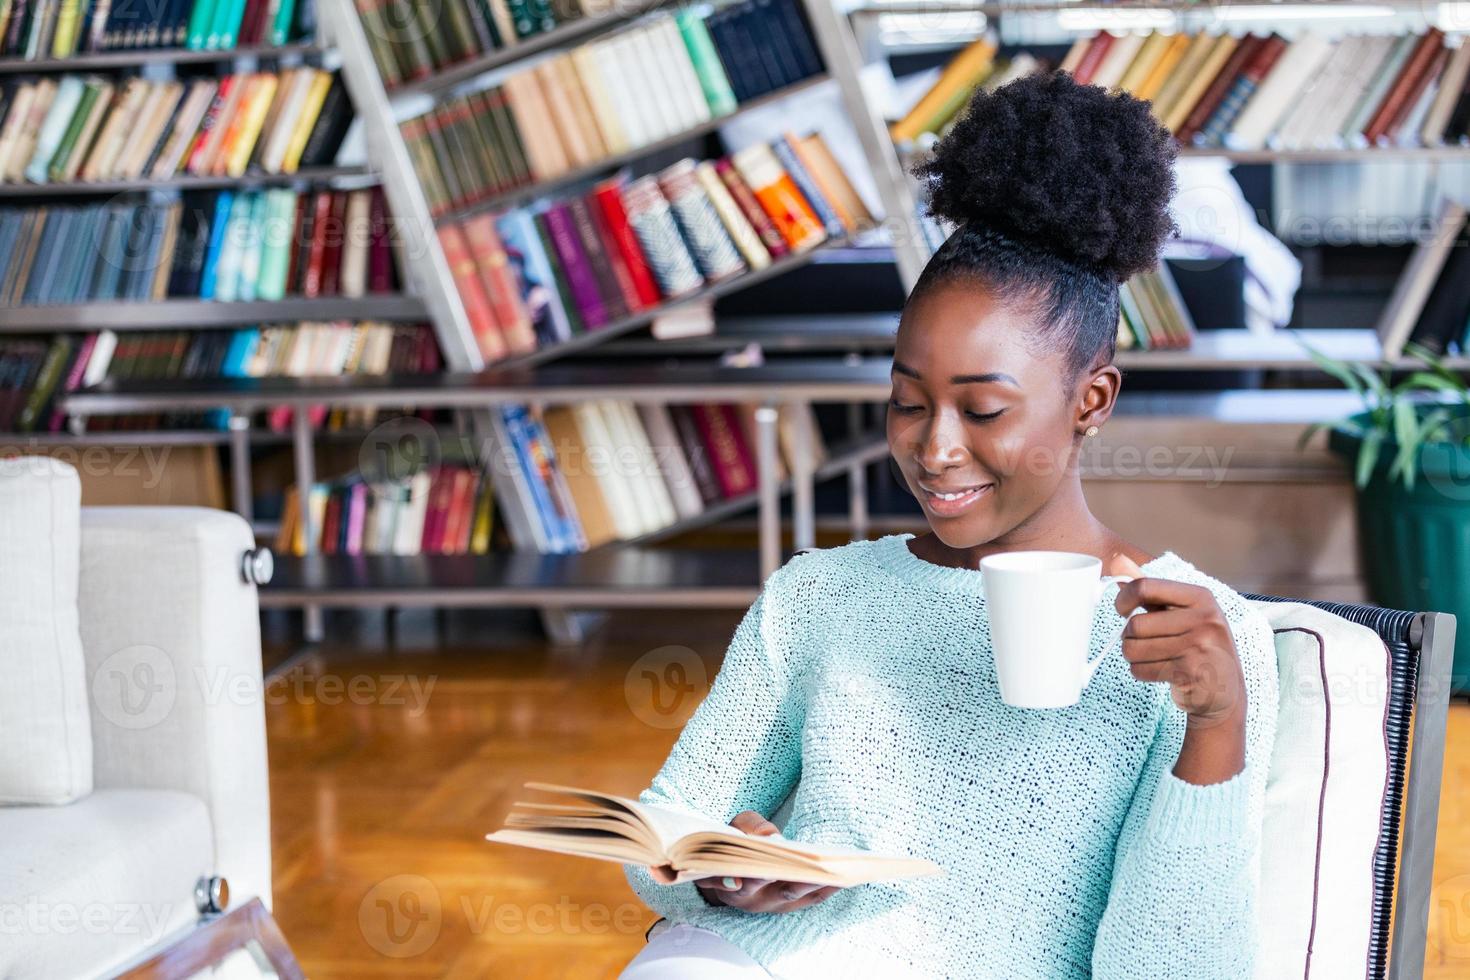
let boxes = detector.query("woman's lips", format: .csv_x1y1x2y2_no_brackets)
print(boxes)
916,482,994,518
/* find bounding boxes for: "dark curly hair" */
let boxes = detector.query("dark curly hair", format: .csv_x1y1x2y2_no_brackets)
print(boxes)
910,70,1178,380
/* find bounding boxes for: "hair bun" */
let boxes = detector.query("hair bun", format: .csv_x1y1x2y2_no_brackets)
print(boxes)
916,71,1178,283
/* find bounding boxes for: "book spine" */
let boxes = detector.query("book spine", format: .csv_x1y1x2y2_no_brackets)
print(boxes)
437,222,509,361
770,134,843,238
731,142,825,252
541,201,610,328
690,403,755,497
591,180,662,308
619,175,704,300
566,195,629,320
461,213,536,354
656,158,746,281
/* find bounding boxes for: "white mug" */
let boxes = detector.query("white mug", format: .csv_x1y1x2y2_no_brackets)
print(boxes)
979,551,1140,709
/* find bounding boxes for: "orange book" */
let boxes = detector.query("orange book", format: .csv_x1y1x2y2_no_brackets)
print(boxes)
437,223,508,362
731,143,825,252
186,74,245,175
461,213,536,355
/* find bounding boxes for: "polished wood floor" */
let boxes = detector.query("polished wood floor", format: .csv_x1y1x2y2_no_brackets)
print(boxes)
265,609,1470,979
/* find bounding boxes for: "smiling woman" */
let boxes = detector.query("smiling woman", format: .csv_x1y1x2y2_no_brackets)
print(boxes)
620,71,1279,980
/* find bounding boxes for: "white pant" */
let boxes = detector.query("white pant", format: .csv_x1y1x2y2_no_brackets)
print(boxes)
619,923,773,979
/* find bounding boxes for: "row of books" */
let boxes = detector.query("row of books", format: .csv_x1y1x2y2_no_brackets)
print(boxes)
0,322,442,434
0,0,313,57
1115,263,1196,351
1378,197,1470,359
437,133,873,361
0,186,403,306
896,30,1470,151
399,2,822,220
0,68,351,185
499,399,828,553
276,463,498,557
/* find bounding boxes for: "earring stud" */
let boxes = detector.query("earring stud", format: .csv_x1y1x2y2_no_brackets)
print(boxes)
1084,425,1100,437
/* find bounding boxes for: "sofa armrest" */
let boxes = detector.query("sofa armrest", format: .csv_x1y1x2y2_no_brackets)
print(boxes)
77,506,272,912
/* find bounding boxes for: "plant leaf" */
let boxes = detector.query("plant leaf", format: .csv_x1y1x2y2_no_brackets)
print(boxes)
1301,342,1367,399
1356,428,1384,489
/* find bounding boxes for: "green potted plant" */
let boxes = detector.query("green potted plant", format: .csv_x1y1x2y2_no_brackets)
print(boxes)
1304,343,1470,690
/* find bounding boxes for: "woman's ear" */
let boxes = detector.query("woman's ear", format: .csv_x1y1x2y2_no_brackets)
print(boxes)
1076,364,1122,435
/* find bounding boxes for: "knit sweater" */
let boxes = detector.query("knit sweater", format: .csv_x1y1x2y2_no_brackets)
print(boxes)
625,534,1279,979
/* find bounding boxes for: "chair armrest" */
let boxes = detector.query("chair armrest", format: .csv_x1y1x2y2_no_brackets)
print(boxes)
77,506,272,912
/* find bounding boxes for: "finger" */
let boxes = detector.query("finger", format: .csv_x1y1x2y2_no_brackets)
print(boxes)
1121,635,1199,664
1105,553,1146,579
730,811,781,837
1114,577,1212,616
699,875,769,896
1126,659,1177,683
1122,607,1202,641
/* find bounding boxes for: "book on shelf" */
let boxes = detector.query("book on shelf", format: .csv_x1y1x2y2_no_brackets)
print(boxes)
487,783,942,887
0,0,313,57
434,133,867,364
1373,196,1470,358
0,321,441,434
275,461,500,558
494,398,829,554
0,185,401,306
396,0,824,217
891,28,1470,150
1114,262,1196,352
0,67,349,184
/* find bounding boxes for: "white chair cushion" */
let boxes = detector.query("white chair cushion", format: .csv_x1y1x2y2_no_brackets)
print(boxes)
1250,600,1390,980
0,457,91,804
0,788,209,980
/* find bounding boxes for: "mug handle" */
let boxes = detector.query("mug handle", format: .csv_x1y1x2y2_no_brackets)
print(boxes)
1082,574,1144,686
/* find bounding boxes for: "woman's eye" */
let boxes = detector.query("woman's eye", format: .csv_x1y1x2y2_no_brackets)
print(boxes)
964,409,1006,423
888,398,923,415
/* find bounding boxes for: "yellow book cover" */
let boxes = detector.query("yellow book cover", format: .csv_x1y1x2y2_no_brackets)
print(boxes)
1136,33,1192,101
890,34,997,143
280,70,332,174
1163,34,1238,134
570,47,629,155
223,73,279,177
50,0,85,57
1149,33,1210,124
1116,32,1173,94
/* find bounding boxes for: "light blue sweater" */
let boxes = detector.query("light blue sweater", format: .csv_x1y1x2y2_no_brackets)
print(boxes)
625,534,1279,978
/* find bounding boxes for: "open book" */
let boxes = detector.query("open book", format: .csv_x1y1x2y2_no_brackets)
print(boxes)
486,783,943,887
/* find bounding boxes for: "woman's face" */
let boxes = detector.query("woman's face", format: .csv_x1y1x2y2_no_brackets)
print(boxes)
886,280,1115,551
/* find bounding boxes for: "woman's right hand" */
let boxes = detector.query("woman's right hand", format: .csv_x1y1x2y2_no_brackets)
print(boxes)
691,811,841,913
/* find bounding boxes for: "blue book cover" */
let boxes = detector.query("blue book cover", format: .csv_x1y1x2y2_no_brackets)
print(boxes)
23,209,71,305
89,206,127,301
65,207,106,303
770,136,844,238
198,191,235,300
496,209,574,347
502,404,585,553
207,327,261,428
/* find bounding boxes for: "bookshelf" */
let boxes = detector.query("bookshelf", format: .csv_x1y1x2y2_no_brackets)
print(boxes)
0,165,371,197
0,42,325,74
0,297,430,331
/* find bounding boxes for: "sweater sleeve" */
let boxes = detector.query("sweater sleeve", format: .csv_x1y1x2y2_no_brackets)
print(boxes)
624,584,806,920
1091,604,1279,979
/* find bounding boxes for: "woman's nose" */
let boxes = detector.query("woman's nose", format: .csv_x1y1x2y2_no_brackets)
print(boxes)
914,415,968,473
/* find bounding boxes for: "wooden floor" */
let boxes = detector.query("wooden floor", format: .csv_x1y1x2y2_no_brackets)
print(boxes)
264,609,1470,978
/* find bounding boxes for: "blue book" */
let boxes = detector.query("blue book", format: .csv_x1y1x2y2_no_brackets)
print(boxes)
23,209,71,305
123,206,157,300
207,327,261,428
770,136,844,238
89,206,127,301
0,213,23,289
198,191,235,300
496,209,574,347
501,405,585,553
64,207,105,303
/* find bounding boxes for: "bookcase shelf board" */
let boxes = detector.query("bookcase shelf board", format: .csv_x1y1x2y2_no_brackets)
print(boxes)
493,238,854,370
0,166,373,198
0,430,234,448
0,296,430,331
386,0,682,99
436,74,835,225
0,42,326,74
849,0,1437,15
255,548,762,608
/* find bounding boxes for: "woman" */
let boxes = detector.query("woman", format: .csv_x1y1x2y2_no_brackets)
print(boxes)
621,71,1278,979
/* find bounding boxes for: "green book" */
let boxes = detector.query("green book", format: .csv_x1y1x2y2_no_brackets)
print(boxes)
206,0,243,49
269,0,296,44
24,74,84,184
676,10,738,117
186,0,219,49
504,0,536,39
17,336,73,433
484,88,529,186
1118,280,1150,350
256,188,294,300
47,79,101,182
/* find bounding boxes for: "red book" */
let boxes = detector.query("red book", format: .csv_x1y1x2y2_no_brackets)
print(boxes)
1364,30,1446,145
319,191,349,296
584,189,645,313
320,489,342,556
441,468,473,554
284,191,308,296
437,224,508,362
690,403,757,498
185,75,238,175
714,159,789,260
1071,32,1115,86
237,0,266,45
461,214,535,354
367,187,394,293
301,190,334,297
421,468,454,555
591,180,662,308
1176,34,1264,144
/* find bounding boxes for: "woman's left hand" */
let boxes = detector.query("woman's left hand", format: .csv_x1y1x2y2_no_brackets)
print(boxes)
1108,556,1247,728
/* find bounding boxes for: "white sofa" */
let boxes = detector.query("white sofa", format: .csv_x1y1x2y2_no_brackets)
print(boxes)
0,458,277,980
